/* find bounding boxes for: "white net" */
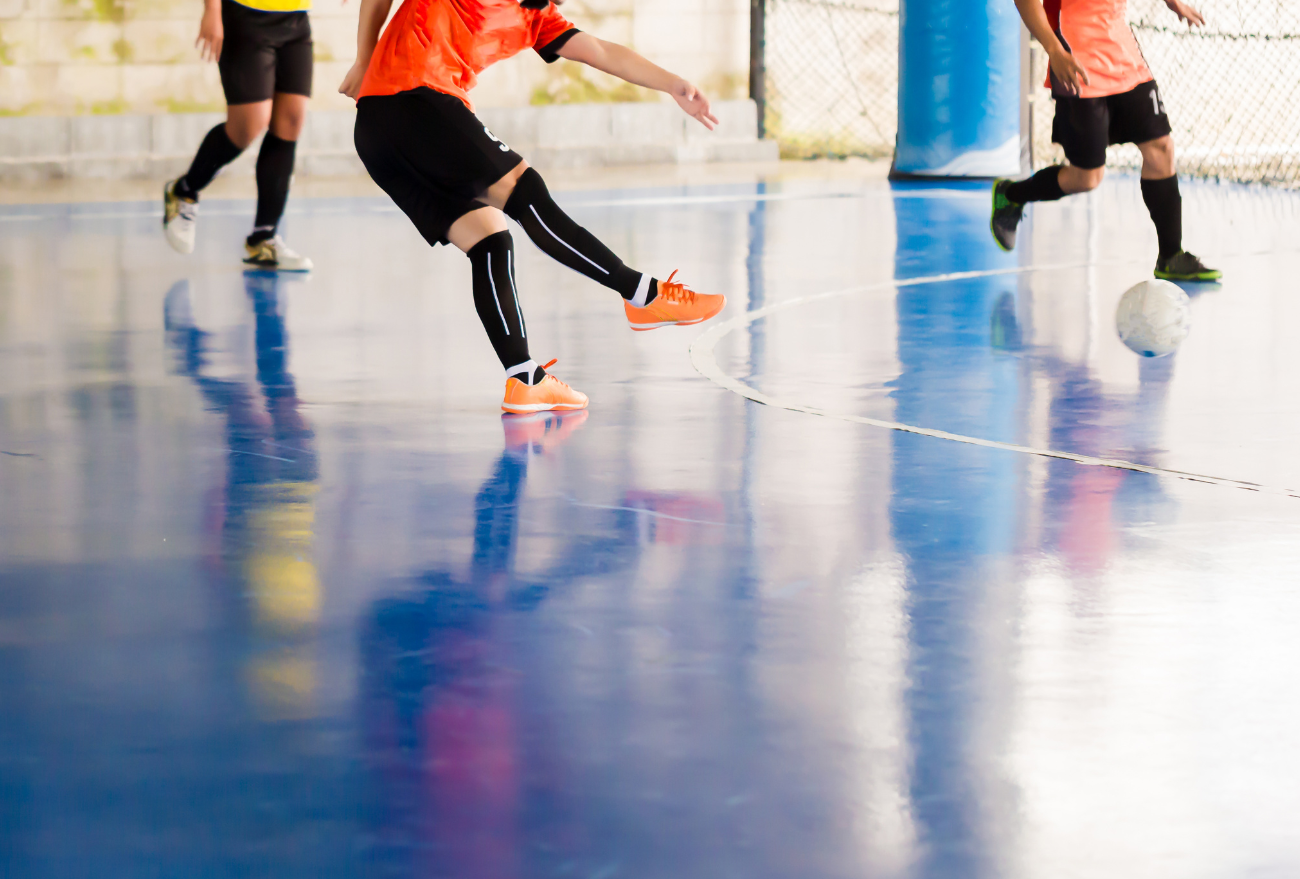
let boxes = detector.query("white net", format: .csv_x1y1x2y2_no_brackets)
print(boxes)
768,0,1300,185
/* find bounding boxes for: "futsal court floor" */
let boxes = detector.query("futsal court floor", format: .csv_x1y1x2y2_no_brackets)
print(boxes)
3,162,1300,877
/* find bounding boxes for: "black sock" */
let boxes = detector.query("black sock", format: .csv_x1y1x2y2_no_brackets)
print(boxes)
503,168,657,305
1140,174,1182,264
250,133,297,245
178,124,244,199
1004,165,1066,204
468,231,544,381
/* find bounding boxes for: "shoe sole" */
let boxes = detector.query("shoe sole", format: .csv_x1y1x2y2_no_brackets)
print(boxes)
1154,270,1222,281
989,180,1015,253
242,258,312,273
500,401,589,413
627,305,726,332
628,318,705,331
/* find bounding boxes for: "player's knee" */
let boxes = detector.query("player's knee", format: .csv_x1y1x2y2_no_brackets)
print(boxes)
1074,166,1105,191
449,206,511,253
269,103,307,141
501,166,548,221
225,109,271,149
1141,136,1176,176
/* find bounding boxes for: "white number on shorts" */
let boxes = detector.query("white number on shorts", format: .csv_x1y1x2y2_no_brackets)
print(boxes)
483,126,511,153
1150,88,1164,116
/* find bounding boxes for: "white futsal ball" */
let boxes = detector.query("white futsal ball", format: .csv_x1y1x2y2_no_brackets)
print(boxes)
1115,279,1191,358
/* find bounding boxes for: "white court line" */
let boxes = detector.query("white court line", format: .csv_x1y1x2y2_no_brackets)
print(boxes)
689,262,1300,500
0,188,986,224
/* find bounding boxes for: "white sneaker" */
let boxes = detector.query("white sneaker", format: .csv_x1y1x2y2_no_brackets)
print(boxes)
243,235,313,272
163,179,198,254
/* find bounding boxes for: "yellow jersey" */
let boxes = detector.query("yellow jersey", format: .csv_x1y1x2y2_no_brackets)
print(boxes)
230,0,312,13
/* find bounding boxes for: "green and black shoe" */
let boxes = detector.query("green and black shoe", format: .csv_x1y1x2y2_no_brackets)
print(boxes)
990,179,1024,252
1154,250,1221,281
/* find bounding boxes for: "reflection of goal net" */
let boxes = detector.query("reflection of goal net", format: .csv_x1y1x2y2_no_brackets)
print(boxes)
767,0,1300,185
1030,0,1300,185
764,0,900,159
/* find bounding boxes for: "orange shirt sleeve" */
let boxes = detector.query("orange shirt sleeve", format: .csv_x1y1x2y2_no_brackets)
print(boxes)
533,6,579,62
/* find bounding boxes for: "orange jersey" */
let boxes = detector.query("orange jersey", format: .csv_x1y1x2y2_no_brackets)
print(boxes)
1044,0,1152,98
358,0,577,110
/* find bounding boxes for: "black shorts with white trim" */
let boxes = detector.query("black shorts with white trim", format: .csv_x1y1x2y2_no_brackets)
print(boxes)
1051,80,1173,170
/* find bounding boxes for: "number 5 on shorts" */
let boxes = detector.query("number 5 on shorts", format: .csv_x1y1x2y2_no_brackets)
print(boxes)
484,126,511,152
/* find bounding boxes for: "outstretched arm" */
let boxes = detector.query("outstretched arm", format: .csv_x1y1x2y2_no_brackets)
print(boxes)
557,33,719,130
339,0,393,99
1012,0,1090,96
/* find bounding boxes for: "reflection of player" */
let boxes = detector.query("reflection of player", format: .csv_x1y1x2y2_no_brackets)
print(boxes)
165,271,320,717
1040,355,1177,573
359,411,586,876
991,0,1220,282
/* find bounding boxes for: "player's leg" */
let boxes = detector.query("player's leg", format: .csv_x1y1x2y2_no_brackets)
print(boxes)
446,207,588,412
1118,82,1219,280
244,14,313,271
483,162,725,331
990,94,1107,252
354,94,585,413
164,0,276,254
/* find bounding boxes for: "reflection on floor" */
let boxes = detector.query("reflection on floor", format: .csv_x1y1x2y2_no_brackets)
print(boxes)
3,167,1300,878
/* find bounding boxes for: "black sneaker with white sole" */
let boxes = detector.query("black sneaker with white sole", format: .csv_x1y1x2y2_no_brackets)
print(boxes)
1154,250,1221,281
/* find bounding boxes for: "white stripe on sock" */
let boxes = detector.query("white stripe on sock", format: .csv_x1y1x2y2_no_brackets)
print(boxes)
631,273,651,308
506,359,538,384
529,204,609,275
507,249,525,339
487,252,509,336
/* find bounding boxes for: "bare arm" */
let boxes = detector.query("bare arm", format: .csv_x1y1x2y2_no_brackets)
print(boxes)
339,0,394,99
1012,0,1090,96
196,0,223,62
558,32,719,130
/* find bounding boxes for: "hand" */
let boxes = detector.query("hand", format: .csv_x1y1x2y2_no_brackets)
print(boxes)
339,61,367,100
670,79,719,131
196,6,223,63
1165,0,1205,26
1048,47,1090,96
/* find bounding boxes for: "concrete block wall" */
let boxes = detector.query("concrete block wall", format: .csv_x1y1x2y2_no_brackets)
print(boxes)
0,0,751,117
0,99,778,180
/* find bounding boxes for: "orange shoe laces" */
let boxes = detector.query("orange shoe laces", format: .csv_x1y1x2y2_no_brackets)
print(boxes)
655,270,696,305
537,359,573,391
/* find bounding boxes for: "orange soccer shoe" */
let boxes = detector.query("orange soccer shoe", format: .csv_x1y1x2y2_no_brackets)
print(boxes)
501,359,589,414
624,271,725,331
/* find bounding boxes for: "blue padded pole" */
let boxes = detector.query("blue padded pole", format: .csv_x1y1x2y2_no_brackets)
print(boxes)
894,0,1022,177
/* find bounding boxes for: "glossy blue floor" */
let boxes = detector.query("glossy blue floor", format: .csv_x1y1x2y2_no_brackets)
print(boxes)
4,166,1300,877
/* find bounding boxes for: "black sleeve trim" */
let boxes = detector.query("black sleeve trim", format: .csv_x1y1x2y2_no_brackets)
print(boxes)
537,28,580,63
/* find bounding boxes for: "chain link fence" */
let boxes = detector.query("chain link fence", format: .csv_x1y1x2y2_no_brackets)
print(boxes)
766,0,1300,186
764,0,900,159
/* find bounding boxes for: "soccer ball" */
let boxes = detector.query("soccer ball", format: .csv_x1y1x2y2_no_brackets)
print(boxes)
1115,279,1191,358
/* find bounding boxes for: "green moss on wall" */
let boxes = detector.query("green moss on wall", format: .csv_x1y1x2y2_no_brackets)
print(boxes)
112,37,133,63
63,0,127,23
90,98,128,114
157,97,226,113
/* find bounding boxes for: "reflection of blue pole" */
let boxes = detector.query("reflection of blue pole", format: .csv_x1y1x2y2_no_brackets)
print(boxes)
890,184,1020,877
895,0,1021,177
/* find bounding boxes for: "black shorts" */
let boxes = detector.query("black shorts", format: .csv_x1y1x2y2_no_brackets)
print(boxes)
354,87,525,246
1051,80,1172,169
218,0,313,105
